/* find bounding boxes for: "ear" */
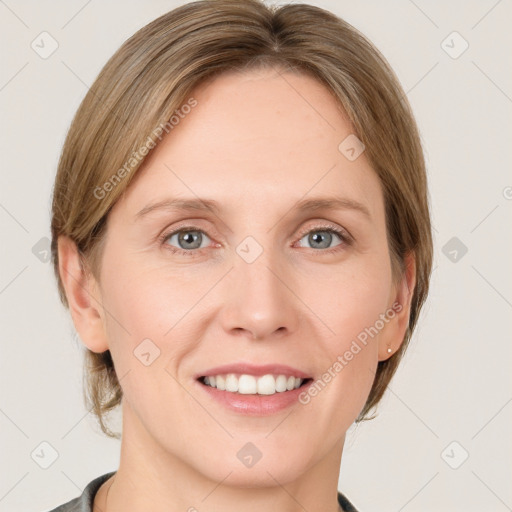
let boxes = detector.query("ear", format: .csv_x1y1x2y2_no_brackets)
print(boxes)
57,235,109,353
378,252,416,361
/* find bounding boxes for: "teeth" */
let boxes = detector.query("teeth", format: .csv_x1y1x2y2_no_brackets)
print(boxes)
203,374,305,395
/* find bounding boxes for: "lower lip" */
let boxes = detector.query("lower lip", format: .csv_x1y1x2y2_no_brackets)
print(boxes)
196,379,313,416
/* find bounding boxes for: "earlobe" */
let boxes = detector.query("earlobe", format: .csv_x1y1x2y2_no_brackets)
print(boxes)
378,252,416,361
57,235,109,353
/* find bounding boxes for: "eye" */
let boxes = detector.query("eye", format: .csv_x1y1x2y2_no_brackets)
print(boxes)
159,223,351,257
295,225,350,253
161,226,213,256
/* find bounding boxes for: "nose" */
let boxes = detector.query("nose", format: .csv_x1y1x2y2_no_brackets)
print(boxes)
219,248,300,340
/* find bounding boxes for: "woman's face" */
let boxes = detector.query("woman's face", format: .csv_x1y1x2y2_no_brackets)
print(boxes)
86,67,409,485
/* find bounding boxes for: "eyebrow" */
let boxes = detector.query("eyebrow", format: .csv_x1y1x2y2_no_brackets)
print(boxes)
134,195,371,220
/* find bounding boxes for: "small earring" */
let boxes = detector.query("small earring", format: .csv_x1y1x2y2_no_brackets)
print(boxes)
387,347,392,353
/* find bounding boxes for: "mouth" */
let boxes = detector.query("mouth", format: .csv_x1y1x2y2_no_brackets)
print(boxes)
195,371,315,415
197,374,314,396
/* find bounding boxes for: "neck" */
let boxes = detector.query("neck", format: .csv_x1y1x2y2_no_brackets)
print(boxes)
99,401,345,512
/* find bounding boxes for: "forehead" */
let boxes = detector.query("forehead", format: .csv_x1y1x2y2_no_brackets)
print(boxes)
115,67,383,219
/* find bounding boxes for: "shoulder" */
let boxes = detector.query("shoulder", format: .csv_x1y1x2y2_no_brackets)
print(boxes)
337,490,360,512
45,471,117,512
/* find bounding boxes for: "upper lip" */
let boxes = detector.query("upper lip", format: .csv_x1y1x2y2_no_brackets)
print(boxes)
195,362,312,380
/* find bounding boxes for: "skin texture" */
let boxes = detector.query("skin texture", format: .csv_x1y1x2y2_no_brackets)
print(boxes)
59,66,415,512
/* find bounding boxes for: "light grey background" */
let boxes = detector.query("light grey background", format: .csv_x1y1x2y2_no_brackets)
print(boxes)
1,1,511,511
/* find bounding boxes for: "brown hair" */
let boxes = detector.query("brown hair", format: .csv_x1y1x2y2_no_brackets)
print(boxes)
51,0,432,438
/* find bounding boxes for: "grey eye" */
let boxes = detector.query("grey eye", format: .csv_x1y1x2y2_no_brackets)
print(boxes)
299,229,343,249
165,229,211,251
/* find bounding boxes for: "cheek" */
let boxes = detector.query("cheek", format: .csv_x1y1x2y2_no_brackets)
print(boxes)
96,264,201,428
96,253,226,404
314,253,393,347
99,250,207,338
328,277,391,343
299,256,392,425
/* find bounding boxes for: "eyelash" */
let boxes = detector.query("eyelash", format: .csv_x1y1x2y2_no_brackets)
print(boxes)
158,223,352,257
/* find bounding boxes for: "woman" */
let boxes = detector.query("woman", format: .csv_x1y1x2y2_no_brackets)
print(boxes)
49,0,432,510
